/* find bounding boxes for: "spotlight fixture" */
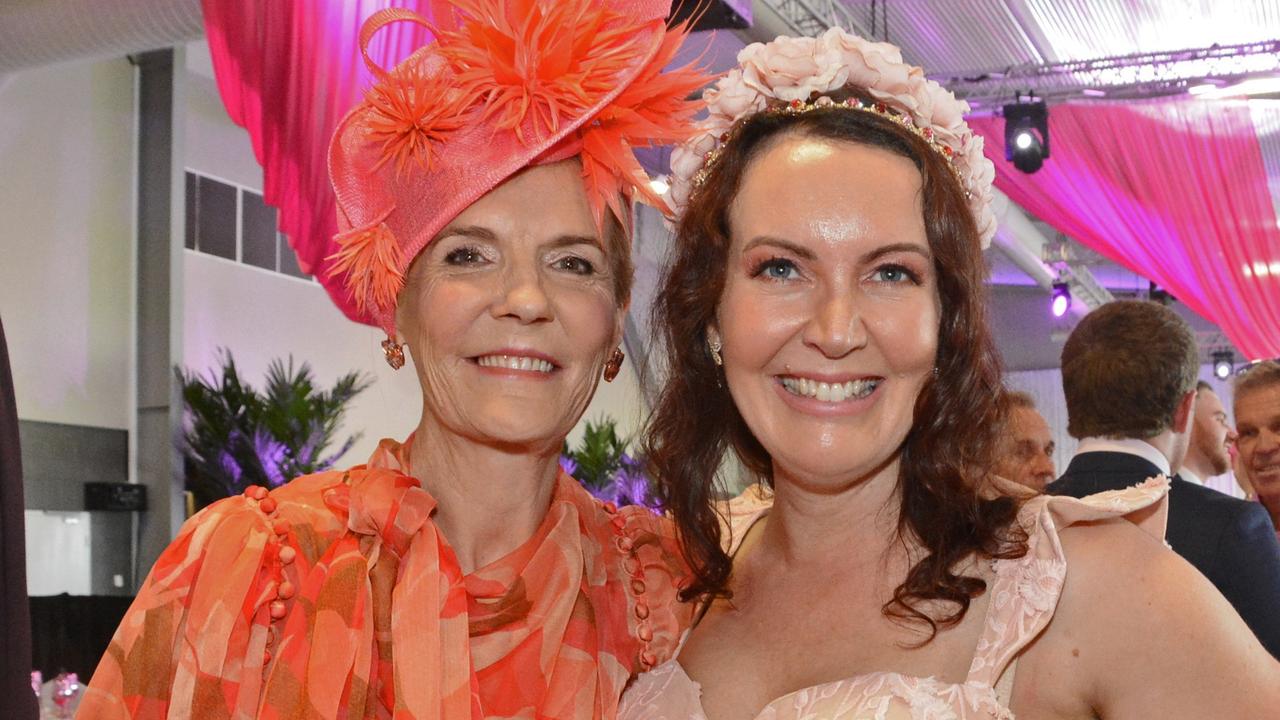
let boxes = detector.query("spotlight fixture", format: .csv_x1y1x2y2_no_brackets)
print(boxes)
1003,98,1049,174
1050,281,1071,317
1212,350,1235,380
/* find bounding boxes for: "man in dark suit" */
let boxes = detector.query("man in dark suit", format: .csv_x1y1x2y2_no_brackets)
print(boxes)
1047,300,1280,660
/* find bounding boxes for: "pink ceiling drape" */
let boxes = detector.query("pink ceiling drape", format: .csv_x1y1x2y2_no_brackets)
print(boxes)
971,102,1280,359
200,0,442,319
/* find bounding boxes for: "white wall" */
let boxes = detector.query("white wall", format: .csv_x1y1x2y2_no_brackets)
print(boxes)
0,57,135,429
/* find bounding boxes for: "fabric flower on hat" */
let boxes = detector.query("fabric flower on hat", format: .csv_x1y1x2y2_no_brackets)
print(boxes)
364,61,474,176
436,0,644,144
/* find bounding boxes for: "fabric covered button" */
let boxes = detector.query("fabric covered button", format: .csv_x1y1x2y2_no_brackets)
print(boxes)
623,556,640,575
277,546,297,564
259,498,278,514
269,600,288,619
640,649,657,668
277,581,295,599
636,622,653,642
246,486,268,500
272,519,289,535
634,601,650,620
615,536,634,553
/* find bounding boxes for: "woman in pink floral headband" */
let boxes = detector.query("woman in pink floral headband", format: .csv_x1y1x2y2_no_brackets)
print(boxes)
622,28,1280,719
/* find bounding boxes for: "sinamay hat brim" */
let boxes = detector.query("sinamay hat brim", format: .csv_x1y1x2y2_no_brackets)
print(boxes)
324,0,677,335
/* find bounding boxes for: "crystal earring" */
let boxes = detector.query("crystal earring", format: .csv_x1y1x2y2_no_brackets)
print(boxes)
603,348,625,382
708,337,723,366
382,337,405,370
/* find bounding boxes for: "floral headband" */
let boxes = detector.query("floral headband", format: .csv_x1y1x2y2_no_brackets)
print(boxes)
667,27,997,247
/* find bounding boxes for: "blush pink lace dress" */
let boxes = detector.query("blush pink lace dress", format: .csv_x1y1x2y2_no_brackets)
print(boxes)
618,478,1170,720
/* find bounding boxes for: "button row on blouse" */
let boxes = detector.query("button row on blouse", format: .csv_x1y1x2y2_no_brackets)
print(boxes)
601,501,658,670
243,485,296,670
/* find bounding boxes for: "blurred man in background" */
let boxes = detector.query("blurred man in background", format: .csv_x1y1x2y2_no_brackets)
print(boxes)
1180,382,1237,487
995,390,1056,492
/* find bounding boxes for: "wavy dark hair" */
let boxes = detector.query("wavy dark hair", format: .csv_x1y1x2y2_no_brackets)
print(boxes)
644,93,1027,640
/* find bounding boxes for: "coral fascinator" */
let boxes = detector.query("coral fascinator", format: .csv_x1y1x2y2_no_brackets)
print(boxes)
327,0,707,337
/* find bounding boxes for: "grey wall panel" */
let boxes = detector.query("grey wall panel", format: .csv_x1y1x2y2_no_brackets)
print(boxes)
19,420,127,512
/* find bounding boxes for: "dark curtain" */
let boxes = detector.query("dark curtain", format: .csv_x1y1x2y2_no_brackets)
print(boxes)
0,315,38,719
29,594,134,681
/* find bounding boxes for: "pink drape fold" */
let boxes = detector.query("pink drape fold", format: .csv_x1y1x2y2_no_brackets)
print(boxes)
200,0,443,322
971,101,1280,359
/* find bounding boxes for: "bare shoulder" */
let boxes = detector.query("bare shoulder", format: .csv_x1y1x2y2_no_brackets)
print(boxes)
1030,517,1280,718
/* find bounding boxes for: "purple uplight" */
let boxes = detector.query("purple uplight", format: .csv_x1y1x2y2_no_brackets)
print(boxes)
1051,282,1071,317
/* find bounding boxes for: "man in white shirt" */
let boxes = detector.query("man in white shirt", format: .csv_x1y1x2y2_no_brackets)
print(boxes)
1180,381,1237,488
1047,300,1280,659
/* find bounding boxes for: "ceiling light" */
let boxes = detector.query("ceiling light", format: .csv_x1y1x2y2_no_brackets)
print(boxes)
1051,282,1071,317
1003,99,1050,174
1213,350,1235,380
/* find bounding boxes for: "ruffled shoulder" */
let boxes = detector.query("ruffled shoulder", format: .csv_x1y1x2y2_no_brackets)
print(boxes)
594,499,695,673
78,469,351,719
967,475,1171,686
716,482,774,555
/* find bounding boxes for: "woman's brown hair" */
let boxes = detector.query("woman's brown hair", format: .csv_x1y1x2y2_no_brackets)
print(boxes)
644,95,1027,640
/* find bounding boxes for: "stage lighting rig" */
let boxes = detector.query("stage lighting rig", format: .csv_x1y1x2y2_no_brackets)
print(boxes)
1003,98,1049,174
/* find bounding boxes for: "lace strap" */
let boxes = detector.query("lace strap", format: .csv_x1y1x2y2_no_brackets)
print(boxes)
966,478,1170,686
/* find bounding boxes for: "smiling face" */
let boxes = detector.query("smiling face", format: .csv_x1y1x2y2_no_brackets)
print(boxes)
1235,382,1280,496
713,134,939,486
396,160,625,453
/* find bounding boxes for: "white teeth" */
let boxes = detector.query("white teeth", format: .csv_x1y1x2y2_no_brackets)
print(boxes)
476,355,554,373
780,376,879,402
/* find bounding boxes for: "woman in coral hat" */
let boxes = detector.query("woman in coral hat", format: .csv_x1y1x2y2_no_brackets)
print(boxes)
79,2,705,718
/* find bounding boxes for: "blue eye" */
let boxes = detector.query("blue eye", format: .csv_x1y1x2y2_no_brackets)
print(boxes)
753,257,800,280
871,264,919,284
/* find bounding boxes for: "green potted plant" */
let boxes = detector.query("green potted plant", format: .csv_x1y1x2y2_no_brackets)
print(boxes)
177,350,372,511
561,417,657,509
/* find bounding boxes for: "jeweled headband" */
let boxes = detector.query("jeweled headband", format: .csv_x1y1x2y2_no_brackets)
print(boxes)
667,27,997,247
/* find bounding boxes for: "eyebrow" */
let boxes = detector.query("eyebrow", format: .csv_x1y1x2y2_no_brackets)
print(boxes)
435,224,602,250
741,236,930,264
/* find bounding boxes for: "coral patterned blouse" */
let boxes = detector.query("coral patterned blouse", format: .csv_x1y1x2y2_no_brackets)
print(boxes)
79,438,690,719
618,478,1170,720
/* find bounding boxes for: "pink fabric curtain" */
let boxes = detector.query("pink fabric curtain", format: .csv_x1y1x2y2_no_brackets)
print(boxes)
200,0,443,322
971,101,1280,359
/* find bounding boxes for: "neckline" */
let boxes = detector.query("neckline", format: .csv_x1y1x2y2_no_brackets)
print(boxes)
658,657,1000,720
674,503,1013,717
